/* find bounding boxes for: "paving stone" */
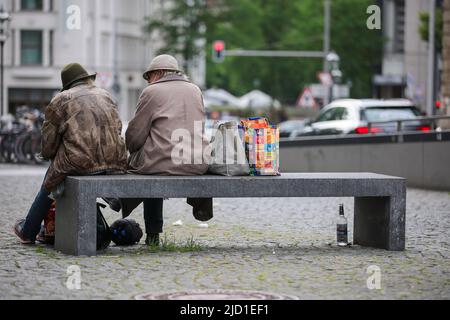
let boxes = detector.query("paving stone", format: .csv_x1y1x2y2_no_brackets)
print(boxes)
0,164,448,299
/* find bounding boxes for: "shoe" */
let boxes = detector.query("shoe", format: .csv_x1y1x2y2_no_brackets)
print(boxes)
187,198,213,222
145,233,160,246
103,198,122,212
13,219,35,245
36,226,46,244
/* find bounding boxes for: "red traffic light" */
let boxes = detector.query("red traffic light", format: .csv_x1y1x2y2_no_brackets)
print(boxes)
213,40,225,52
212,40,225,63
436,100,441,109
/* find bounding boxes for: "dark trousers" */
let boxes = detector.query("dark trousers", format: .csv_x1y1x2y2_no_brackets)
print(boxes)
22,173,53,240
22,169,144,241
23,193,164,240
143,198,164,234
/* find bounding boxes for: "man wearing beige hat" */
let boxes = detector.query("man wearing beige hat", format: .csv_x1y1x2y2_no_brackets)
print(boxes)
118,54,212,246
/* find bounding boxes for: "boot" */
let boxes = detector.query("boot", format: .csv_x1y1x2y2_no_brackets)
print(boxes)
145,233,160,246
102,198,122,212
187,198,213,222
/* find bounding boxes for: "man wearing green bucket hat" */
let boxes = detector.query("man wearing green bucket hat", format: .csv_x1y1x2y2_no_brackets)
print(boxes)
13,63,128,245
60,62,97,91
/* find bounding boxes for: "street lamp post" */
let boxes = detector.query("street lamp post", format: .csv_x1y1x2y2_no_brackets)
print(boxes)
326,51,342,102
0,7,12,117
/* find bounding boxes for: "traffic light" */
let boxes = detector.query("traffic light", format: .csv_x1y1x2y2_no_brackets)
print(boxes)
212,40,225,63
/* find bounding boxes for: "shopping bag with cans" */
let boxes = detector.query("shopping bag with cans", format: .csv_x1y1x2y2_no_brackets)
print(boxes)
240,117,280,176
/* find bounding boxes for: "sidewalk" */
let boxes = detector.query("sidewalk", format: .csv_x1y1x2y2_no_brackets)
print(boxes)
0,164,449,299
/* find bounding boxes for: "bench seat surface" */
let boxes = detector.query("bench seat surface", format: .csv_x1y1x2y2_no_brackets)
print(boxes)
65,172,405,198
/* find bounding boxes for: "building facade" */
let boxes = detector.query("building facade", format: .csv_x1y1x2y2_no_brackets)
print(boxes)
0,0,205,121
374,0,434,112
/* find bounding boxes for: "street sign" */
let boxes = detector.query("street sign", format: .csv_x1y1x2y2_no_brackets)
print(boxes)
297,87,317,109
318,72,333,86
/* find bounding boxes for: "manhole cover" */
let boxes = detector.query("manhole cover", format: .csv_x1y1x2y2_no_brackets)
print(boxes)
135,289,299,300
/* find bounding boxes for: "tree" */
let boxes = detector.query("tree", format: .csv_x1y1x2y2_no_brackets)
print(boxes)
147,0,383,104
206,0,382,103
145,0,210,75
205,0,266,95
329,0,383,99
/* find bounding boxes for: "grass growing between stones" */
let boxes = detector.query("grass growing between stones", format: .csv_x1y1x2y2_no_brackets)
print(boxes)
34,245,58,258
145,234,203,253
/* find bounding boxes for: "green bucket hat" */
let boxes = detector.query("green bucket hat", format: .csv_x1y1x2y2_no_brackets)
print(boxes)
61,63,97,91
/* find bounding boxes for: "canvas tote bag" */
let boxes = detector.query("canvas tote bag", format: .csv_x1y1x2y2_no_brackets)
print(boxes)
208,121,250,176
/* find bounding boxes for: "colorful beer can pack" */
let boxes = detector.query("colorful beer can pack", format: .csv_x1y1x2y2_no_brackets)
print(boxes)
240,117,280,176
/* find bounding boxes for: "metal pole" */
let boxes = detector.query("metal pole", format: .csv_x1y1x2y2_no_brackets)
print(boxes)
111,1,121,115
323,0,331,105
323,0,331,72
224,50,325,58
329,79,333,102
1,41,3,117
427,0,436,116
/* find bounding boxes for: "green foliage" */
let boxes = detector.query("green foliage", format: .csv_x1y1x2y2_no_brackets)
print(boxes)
329,0,383,99
146,0,211,75
206,0,266,95
419,9,443,54
146,0,383,104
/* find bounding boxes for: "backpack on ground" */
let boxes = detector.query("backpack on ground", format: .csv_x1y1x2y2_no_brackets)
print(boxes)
96,203,112,251
110,219,143,246
40,202,112,251
43,202,56,245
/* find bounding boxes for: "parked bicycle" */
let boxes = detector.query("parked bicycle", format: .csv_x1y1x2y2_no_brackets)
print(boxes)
0,107,47,165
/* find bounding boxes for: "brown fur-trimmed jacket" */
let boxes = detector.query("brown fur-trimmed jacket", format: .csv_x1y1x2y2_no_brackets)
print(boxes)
41,84,128,192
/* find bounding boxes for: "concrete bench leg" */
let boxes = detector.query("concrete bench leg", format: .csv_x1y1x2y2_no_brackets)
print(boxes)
55,181,97,256
354,193,406,251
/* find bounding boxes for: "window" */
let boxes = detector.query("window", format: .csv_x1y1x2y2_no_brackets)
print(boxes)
362,107,421,122
21,0,43,11
21,30,43,65
393,0,405,53
333,107,349,120
315,107,348,122
9,88,59,115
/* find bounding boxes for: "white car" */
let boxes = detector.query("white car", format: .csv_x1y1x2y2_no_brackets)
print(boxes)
299,99,430,136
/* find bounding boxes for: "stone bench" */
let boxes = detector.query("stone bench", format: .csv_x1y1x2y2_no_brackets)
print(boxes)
55,173,406,256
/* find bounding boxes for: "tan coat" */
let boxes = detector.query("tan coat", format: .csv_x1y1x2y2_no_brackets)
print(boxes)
126,74,209,175
41,84,128,191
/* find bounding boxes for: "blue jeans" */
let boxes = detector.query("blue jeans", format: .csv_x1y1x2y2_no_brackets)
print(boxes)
22,182,164,240
22,169,127,241
22,173,53,240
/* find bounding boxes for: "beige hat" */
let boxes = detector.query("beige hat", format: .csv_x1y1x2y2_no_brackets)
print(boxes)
143,54,182,80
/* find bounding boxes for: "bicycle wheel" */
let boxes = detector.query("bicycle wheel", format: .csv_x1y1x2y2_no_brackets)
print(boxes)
15,132,35,164
0,135,5,163
3,134,18,163
30,131,45,165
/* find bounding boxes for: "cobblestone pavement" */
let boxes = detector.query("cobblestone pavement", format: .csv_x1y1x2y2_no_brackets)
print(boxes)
0,164,449,300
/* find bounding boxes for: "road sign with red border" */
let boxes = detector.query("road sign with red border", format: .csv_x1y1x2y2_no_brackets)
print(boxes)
297,87,317,109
